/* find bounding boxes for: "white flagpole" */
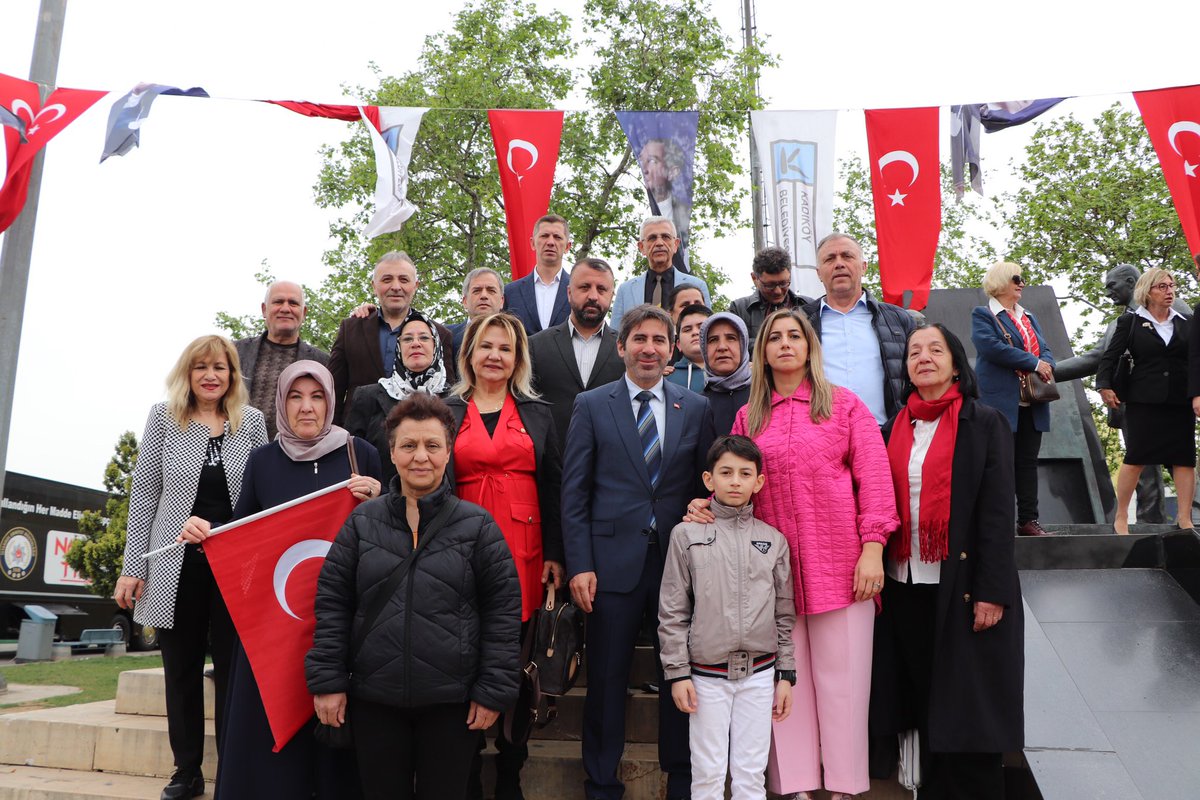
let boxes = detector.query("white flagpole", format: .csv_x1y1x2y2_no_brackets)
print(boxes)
142,479,352,561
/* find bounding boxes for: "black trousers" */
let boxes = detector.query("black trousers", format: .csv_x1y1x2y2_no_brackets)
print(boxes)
157,549,236,777
1014,405,1043,524
582,544,690,800
353,699,478,800
881,577,1004,800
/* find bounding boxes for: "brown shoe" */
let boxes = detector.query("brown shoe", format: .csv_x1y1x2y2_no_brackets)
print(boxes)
1017,519,1053,536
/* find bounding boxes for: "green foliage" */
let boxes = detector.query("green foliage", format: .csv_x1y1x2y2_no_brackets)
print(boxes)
1001,103,1195,327
831,156,999,300
0,655,163,710
216,0,770,342
64,432,138,600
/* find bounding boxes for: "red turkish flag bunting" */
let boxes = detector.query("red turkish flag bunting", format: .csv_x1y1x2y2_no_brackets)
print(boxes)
865,107,942,311
489,110,564,280
0,73,106,233
203,481,361,751
1135,85,1200,259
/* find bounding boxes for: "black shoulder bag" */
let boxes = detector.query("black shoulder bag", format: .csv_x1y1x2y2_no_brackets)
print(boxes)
313,495,459,749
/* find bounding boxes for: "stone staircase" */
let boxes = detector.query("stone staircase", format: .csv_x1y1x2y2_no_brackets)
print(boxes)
0,648,911,798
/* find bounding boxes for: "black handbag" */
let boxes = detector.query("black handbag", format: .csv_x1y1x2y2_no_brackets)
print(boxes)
503,584,586,745
1112,350,1135,397
991,312,1060,404
312,495,459,749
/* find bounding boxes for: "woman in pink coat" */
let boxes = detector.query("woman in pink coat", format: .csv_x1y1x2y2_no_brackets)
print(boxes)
687,309,897,799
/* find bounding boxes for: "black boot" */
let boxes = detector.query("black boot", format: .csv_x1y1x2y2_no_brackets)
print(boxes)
160,770,204,800
493,736,528,800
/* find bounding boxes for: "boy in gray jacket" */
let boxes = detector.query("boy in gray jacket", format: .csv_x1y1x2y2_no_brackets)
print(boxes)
659,435,796,800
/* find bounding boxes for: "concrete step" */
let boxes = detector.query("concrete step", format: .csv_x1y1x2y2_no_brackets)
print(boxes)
0,766,213,800
530,686,659,743
0,701,216,779
114,668,214,719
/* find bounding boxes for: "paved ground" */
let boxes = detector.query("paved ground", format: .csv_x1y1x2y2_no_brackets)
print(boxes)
0,683,79,707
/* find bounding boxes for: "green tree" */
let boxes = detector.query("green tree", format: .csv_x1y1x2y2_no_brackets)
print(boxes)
831,156,1000,301
1002,103,1194,328
217,0,771,343
65,431,138,600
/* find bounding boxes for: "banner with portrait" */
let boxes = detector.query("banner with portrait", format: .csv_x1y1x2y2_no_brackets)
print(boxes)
749,110,837,299
616,111,699,272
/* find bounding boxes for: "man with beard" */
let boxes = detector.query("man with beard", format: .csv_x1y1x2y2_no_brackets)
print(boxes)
529,257,627,445
611,217,710,331
504,214,573,336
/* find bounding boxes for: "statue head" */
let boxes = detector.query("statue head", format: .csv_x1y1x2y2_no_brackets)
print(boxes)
1104,264,1140,307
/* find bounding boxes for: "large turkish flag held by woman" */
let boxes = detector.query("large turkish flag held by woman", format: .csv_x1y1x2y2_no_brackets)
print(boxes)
865,107,941,311
1135,84,1200,259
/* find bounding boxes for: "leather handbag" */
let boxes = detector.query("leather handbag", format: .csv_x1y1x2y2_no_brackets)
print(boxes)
312,496,460,749
1112,350,1135,397
991,312,1060,404
503,584,586,745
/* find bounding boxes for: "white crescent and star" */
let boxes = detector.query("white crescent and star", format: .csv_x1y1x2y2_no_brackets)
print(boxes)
1167,120,1200,178
506,139,539,184
272,539,332,621
878,150,920,205
10,100,67,137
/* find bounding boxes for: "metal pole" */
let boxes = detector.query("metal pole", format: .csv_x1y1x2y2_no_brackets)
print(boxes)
740,0,765,253
0,0,68,502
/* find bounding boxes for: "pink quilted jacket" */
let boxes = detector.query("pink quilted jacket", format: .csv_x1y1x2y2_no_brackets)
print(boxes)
732,383,898,615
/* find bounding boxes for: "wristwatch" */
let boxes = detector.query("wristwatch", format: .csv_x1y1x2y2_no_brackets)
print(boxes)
775,670,796,686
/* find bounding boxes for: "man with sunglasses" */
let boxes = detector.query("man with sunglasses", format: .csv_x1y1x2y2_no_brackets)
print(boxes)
728,246,812,345
802,232,916,425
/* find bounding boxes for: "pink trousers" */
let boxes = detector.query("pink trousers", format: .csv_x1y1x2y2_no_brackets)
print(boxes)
766,599,874,795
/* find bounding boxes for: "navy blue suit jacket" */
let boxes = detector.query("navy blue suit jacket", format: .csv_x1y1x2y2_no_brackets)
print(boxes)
504,270,570,336
561,377,716,594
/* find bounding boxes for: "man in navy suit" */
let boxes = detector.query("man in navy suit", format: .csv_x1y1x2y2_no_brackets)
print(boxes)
503,213,572,336
563,303,717,800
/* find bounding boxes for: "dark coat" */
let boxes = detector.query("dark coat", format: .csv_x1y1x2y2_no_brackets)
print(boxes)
445,395,564,564
703,384,750,436
503,270,571,336
803,291,915,420
970,305,1055,432
1097,311,1191,405
233,333,329,394
328,311,456,425
343,384,450,488
231,438,384,520
873,397,1024,753
306,479,521,713
561,377,716,591
728,289,812,345
1191,303,1200,399
528,321,627,446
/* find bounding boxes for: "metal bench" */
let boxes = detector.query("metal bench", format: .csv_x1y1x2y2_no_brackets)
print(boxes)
64,628,125,653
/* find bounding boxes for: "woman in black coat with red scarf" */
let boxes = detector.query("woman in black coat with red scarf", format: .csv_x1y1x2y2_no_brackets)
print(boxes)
870,324,1024,800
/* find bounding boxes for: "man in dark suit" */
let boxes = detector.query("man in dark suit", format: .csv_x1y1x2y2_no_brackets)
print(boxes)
446,267,504,357
234,280,329,440
327,251,455,424
528,257,626,445
562,303,717,800
503,214,572,336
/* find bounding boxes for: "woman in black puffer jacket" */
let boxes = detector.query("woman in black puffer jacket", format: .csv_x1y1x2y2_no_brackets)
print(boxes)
306,393,521,800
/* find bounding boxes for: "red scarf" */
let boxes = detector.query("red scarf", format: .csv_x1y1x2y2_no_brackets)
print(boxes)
887,384,962,563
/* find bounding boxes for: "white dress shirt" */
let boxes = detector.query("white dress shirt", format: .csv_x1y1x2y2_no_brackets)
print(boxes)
887,416,942,585
534,268,564,330
624,375,666,446
569,320,605,386
1135,305,1182,345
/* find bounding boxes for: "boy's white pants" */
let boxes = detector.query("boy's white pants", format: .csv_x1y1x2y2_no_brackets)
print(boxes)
689,668,775,800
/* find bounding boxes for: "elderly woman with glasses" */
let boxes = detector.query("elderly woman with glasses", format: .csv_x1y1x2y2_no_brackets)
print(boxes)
970,262,1056,537
1098,268,1195,533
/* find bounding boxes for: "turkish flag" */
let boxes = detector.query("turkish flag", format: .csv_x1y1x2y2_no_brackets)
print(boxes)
865,107,942,311
267,100,382,132
0,73,106,233
1135,85,1200,259
489,110,563,279
204,481,361,751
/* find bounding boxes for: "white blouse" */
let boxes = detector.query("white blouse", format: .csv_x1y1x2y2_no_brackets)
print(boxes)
887,416,943,585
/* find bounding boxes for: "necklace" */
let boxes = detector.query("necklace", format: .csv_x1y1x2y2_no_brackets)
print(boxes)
474,395,506,413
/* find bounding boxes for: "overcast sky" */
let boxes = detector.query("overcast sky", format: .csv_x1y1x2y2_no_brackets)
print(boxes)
2,0,1198,490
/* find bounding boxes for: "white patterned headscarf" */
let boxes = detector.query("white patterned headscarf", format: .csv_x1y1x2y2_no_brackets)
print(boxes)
378,310,448,401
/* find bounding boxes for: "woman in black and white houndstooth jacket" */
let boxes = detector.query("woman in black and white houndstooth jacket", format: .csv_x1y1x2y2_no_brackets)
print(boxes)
114,335,267,800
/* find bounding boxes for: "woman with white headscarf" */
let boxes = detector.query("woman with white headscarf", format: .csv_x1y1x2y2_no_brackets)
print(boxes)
214,360,383,799
701,311,753,435
345,310,449,488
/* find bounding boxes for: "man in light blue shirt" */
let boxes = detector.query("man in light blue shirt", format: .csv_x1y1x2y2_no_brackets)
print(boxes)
802,233,915,424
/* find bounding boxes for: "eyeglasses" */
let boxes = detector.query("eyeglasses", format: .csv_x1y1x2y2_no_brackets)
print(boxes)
1151,282,1176,292
400,335,434,345
1011,275,1025,287
758,279,791,292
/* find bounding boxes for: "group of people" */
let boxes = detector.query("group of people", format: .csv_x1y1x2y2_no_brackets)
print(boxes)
114,214,1114,800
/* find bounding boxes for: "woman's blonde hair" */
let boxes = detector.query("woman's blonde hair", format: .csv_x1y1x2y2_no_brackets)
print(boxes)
1133,267,1173,309
982,261,1023,299
745,309,834,436
165,335,248,433
452,312,539,400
